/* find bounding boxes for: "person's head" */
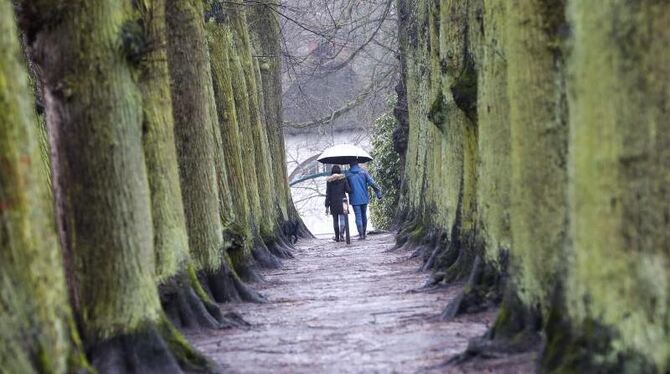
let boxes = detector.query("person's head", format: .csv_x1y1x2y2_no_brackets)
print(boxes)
331,165,341,175
349,162,359,168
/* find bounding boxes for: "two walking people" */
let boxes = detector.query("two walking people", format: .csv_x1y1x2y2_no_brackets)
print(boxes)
325,162,382,241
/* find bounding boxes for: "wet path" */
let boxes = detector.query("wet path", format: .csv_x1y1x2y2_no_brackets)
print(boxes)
187,233,493,373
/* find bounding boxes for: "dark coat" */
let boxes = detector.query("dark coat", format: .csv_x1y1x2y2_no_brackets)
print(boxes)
325,174,351,215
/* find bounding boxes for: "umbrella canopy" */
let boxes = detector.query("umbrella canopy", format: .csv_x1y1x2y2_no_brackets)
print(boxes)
317,144,373,165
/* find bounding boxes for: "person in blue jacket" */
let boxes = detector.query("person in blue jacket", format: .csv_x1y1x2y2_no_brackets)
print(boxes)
346,162,382,240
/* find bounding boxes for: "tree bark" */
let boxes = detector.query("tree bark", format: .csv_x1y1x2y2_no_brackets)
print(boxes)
247,0,308,238
166,0,224,272
22,0,213,371
137,0,235,329
138,0,189,283
229,1,279,242
206,8,263,280
564,1,670,370
0,2,87,371
166,0,267,302
505,0,568,310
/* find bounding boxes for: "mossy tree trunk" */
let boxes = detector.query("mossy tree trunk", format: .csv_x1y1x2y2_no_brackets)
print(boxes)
246,0,309,240
205,6,263,282
397,0,670,370
166,0,224,274
166,0,265,303
0,2,86,371
223,4,285,267
562,1,670,371
475,0,511,266
505,0,568,313
227,1,288,254
394,0,482,288
138,0,189,284
137,0,232,329
22,0,211,371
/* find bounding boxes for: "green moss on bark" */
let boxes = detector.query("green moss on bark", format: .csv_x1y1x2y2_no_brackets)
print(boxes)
137,0,190,282
505,0,569,312
28,0,162,340
206,13,257,278
0,2,84,371
398,0,670,371
566,1,670,369
166,0,225,272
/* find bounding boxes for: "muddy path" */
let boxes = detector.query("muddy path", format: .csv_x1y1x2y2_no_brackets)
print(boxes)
187,233,532,373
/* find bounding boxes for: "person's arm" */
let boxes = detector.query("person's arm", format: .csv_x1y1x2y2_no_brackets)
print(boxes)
365,172,382,199
345,178,352,194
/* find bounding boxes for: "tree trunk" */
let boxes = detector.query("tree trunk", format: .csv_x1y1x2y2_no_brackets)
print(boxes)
563,1,670,370
505,0,568,311
206,9,263,281
137,0,234,329
229,2,280,244
166,0,224,272
166,0,267,302
138,0,189,283
476,0,511,264
22,0,214,371
247,0,309,240
225,9,283,267
0,2,87,371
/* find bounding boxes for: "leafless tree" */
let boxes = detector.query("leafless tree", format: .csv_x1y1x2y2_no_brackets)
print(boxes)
277,0,399,133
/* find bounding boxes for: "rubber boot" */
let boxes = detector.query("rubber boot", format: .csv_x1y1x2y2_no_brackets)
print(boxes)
357,225,365,240
363,223,367,240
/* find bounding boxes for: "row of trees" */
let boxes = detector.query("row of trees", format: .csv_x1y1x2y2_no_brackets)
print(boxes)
1,0,305,372
394,0,669,371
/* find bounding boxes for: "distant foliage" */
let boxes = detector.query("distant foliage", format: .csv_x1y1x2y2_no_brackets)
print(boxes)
370,102,401,230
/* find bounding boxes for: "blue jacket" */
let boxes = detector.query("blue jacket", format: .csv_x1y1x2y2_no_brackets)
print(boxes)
346,165,382,205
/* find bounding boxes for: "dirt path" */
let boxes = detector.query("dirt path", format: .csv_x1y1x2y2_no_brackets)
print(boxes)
187,233,503,373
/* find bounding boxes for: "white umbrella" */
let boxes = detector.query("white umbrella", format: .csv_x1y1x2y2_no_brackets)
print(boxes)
317,144,373,165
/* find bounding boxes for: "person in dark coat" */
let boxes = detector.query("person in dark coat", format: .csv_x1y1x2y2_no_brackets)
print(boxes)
325,165,351,242
346,162,382,240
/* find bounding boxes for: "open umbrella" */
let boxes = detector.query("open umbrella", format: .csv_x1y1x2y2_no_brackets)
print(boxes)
317,144,373,165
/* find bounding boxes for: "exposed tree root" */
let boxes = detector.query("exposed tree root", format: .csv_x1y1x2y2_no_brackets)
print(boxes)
160,272,229,331
429,218,478,286
201,261,267,304
449,284,659,373
160,266,252,331
227,245,265,283
224,230,265,283
89,319,218,374
418,230,446,272
389,205,410,232
540,287,657,373
251,237,282,269
443,286,542,370
431,247,475,286
231,257,265,283
266,239,294,259
441,253,504,320
288,205,314,239
392,212,423,250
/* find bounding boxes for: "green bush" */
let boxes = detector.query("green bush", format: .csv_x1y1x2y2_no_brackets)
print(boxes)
369,101,401,230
